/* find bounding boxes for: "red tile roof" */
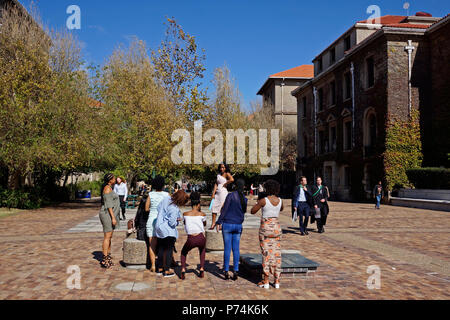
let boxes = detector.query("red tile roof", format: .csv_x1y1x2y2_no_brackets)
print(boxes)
358,15,406,25
269,65,314,79
358,15,432,29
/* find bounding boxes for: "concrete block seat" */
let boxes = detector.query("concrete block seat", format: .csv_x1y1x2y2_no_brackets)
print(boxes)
205,230,224,252
123,237,147,268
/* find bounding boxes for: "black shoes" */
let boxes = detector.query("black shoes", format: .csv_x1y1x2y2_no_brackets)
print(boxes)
180,271,186,280
232,272,238,281
305,231,309,235
224,271,230,280
199,270,205,278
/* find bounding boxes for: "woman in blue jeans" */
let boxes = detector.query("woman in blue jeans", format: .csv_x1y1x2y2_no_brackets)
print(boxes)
212,179,247,281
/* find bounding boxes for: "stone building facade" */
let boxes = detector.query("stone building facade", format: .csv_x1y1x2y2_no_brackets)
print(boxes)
257,65,314,139
292,13,449,201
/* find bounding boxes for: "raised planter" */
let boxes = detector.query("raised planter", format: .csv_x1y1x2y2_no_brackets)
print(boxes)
391,188,450,212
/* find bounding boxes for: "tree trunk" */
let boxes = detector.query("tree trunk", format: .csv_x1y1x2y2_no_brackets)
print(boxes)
7,169,22,190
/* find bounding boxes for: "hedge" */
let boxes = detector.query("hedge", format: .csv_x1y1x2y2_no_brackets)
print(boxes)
406,168,450,190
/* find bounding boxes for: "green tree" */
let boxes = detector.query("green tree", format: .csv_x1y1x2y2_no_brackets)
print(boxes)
99,38,178,187
152,18,209,123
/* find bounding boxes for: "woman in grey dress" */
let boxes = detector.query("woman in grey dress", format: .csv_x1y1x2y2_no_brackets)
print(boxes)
99,173,121,268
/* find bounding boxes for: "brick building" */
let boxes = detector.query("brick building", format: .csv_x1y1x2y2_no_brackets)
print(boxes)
292,13,449,201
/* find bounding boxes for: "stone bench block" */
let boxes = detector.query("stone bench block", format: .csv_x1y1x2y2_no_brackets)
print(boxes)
123,238,147,266
205,230,224,252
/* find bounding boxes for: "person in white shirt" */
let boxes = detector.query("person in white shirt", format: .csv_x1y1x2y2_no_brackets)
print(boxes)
180,192,207,280
114,177,128,220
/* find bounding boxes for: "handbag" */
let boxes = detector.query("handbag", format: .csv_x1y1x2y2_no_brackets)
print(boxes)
314,207,321,219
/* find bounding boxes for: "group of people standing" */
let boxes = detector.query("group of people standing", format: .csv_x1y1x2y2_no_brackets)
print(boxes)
292,176,330,235
97,166,330,289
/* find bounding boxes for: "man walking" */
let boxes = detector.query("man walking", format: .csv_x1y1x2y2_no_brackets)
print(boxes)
373,181,384,210
311,177,329,233
292,176,313,236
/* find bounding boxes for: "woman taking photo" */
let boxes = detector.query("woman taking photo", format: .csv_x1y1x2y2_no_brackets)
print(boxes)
113,176,128,221
98,173,121,269
155,190,189,278
251,180,283,289
210,164,234,230
180,192,207,280
145,176,170,272
212,179,247,281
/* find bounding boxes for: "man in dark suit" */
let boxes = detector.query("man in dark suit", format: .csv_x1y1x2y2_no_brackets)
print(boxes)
292,176,313,236
310,177,330,233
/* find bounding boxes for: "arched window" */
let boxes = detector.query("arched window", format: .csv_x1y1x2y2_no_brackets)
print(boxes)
363,108,377,148
369,114,377,147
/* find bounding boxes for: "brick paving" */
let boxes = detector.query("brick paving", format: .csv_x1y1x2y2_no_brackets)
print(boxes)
0,199,448,300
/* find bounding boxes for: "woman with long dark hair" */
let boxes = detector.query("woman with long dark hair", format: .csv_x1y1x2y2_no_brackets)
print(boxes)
251,180,283,289
212,179,247,281
210,163,234,230
98,173,121,268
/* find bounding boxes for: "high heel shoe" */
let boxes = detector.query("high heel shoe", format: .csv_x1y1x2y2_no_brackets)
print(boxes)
199,270,205,278
106,255,114,266
232,272,238,281
181,271,186,280
100,255,111,269
224,271,230,280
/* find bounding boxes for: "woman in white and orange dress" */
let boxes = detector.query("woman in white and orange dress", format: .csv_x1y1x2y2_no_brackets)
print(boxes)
209,164,234,230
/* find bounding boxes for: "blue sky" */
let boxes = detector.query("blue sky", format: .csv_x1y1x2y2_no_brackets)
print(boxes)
21,0,448,110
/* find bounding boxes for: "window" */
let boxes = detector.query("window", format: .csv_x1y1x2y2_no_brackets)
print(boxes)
344,36,351,51
319,130,327,154
330,81,336,106
369,114,376,146
366,57,375,88
302,97,307,118
344,72,352,100
318,57,323,72
318,88,324,112
344,166,351,187
329,125,337,152
330,48,336,64
344,120,352,151
303,134,308,157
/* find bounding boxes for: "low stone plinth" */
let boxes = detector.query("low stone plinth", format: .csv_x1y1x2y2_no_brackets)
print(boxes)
123,238,147,267
205,230,224,252
240,253,320,276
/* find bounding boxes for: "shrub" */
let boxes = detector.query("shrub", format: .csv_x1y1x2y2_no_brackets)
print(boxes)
406,168,450,190
0,187,43,209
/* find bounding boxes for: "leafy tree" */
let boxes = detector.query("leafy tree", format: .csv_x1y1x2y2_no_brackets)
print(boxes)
99,38,179,188
152,18,209,123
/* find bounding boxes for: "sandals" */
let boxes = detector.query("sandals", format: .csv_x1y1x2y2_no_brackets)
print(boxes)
106,255,115,266
100,255,112,269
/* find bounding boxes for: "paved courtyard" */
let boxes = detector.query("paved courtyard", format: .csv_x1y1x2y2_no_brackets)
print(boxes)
0,199,448,300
